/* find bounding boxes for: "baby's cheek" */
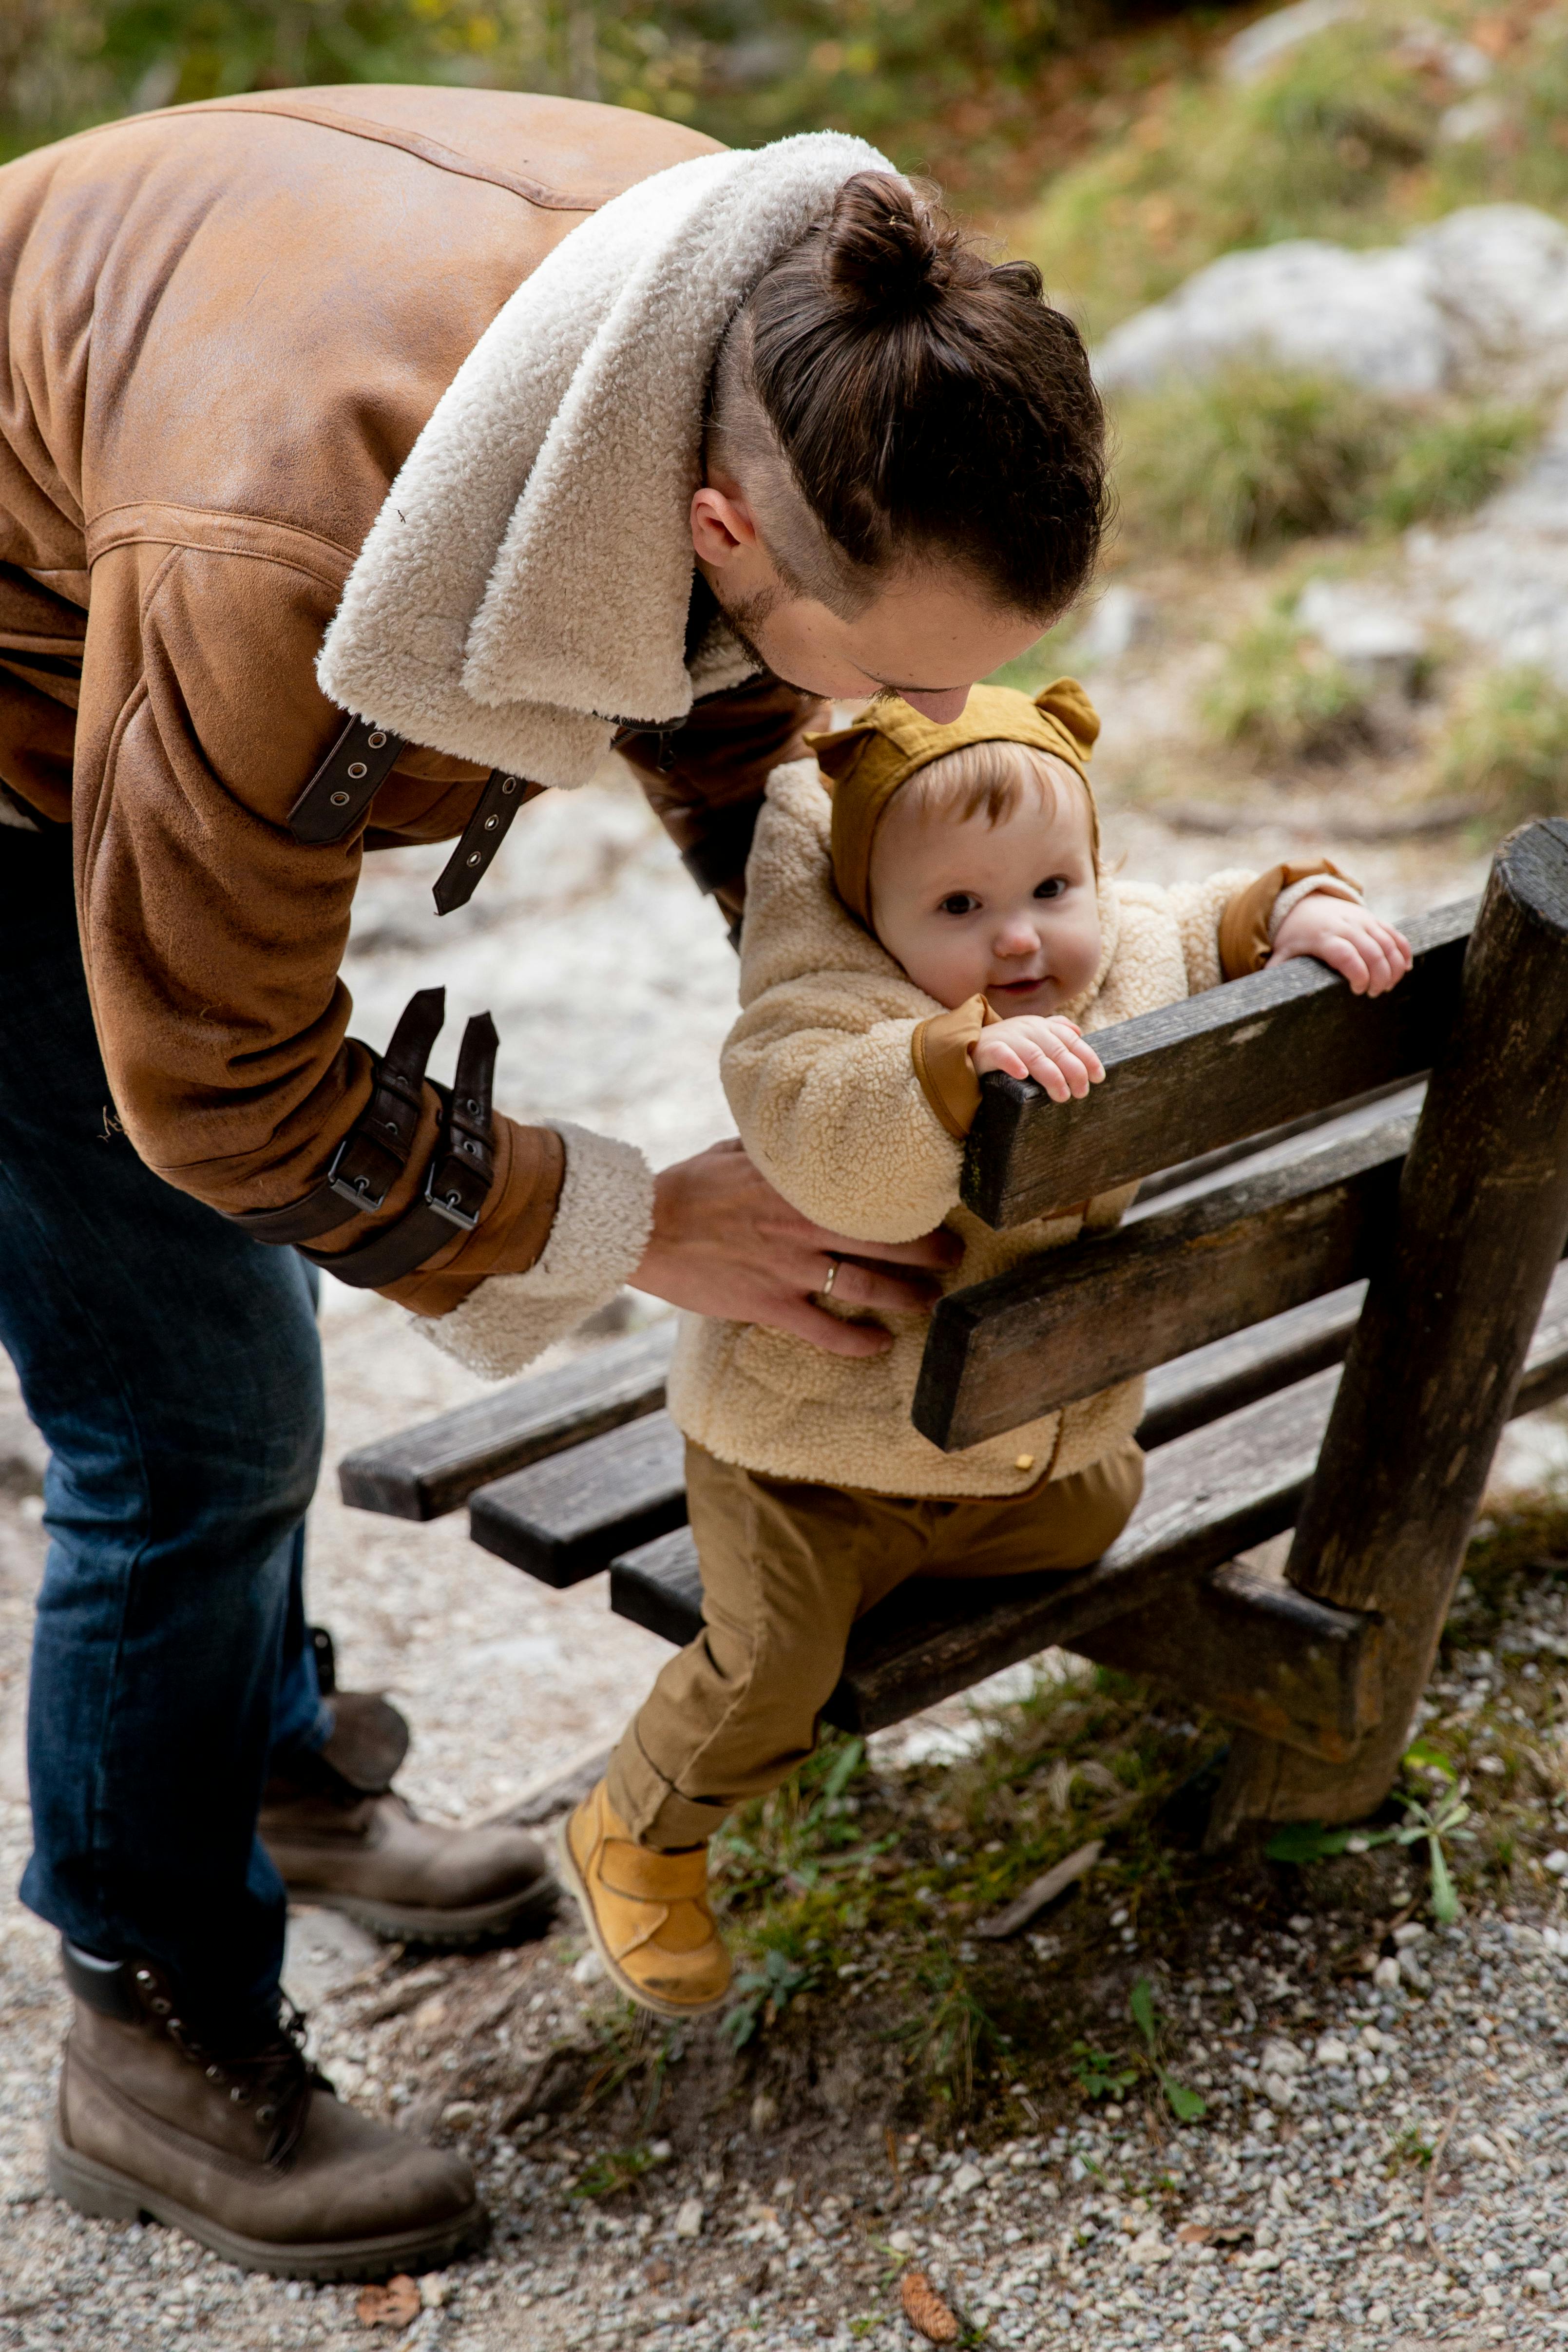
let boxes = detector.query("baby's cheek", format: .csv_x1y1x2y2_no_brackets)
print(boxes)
1057,914,1103,992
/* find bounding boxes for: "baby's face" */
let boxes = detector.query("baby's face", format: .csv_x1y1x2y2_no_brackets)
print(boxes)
868,766,1102,1016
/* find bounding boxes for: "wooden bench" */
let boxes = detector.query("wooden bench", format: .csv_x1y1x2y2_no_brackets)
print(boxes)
341,820,1568,1837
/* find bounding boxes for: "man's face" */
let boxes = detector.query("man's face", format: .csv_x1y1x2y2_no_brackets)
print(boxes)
690,478,1046,725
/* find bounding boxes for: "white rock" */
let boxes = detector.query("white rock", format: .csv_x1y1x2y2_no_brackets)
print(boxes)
673,2198,705,2239
1544,1851,1568,1875
1260,2037,1309,2077
1097,203,1568,402
1246,2247,1284,2271
887,2229,917,2254
1411,205,1568,378
1373,1956,1402,1990
1466,2132,1500,2163
1392,1923,1428,1948
1296,578,1427,678
1096,239,1447,397
1528,2268,1554,2292
948,2162,986,2199
1269,2175,1294,2212
1127,2227,1169,2267
1223,0,1360,84
572,1950,606,1988
1315,2036,1351,2066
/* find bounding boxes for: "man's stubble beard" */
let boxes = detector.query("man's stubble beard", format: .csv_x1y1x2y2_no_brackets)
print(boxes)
706,575,820,701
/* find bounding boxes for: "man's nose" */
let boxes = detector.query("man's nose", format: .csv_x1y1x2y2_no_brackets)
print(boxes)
895,686,972,724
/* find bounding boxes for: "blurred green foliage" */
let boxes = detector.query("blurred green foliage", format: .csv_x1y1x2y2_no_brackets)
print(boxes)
1021,0,1568,337
1113,361,1542,561
1438,663,1568,823
1201,607,1375,761
0,0,1103,171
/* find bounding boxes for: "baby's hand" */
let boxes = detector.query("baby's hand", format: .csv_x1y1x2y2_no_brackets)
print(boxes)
1269,894,1413,997
970,1015,1105,1103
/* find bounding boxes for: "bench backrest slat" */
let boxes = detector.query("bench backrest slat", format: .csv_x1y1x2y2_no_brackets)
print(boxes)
918,1108,1414,1451
963,896,1473,1229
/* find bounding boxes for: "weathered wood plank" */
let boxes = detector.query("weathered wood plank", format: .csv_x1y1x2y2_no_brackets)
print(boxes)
466,1287,1367,1591
1076,1559,1381,1762
612,1257,1568,1737
468,1409,686,1587
335,1089,1417,1522
1131,1075,1424,1207
1214,817,1568,1833
613,1368,1341,1730
1137,1287,1363,1451
337,1320,675,1520
917,1110,1413,1452
962,897,1472,1230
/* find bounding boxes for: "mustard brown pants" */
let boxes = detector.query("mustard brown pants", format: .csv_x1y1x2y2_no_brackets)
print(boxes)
607,1434,1145,1850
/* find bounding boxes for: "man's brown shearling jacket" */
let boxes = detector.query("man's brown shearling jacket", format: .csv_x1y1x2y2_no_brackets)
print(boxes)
0,88,820,1313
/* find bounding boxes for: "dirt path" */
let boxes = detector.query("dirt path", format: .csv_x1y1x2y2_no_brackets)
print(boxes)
3,737,1565,2352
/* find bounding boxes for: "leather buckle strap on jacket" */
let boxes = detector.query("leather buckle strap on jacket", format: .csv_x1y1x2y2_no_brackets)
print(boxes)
229,991,500,1287
288,711,543,914
297,1011,499,1289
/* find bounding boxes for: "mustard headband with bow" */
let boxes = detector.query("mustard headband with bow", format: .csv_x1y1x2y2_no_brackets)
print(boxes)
806,678,1101,927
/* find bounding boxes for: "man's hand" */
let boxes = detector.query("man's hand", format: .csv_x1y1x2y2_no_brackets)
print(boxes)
970,1014,1105,1102
1269,894,1413,996
630,1138,960,1357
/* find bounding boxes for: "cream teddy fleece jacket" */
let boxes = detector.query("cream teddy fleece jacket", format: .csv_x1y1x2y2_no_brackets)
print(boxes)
667,761,1262,1498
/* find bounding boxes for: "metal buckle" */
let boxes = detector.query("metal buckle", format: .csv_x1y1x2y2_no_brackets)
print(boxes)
325,1132,390,1215
423,1156,481,1232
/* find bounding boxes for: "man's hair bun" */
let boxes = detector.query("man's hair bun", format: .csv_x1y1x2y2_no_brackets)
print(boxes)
730,169,1107,624
821,173,951,315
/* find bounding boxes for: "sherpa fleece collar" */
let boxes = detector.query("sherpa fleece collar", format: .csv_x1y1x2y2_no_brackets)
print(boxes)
317,132,895,789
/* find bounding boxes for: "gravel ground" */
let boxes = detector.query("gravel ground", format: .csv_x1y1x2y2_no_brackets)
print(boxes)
0,703,1561,2349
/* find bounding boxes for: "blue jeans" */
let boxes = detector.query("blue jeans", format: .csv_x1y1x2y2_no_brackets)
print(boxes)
0,825,329,2033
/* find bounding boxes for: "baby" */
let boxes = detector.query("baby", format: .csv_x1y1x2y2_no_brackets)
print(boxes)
561,680,1411,2017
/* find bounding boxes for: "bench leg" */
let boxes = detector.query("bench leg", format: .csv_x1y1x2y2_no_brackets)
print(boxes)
1208,820,1568,1844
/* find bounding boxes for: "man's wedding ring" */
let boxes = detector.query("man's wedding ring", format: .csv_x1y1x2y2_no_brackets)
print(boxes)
821,1255,840,1298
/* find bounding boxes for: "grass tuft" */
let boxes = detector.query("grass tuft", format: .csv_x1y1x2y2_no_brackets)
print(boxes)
1114,364,1542,561
1201,609,1376,761
1368,402,1541,531
1114,365,1395,558
1436,664,1568,823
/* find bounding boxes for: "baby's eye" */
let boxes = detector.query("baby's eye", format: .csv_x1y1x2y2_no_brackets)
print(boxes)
938,892,980,917
1033,876,1070,902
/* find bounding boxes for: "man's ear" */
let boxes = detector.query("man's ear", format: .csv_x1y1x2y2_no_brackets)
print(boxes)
690,483,761,569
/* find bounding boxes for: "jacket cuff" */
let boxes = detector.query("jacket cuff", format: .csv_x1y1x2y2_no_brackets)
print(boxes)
910,994,1000,1139
416,1121,656,1381
1217,859,1360,979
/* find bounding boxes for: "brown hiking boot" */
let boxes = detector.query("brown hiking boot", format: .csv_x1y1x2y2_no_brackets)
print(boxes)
259,1692,555,1946
49,1944,484,2280
557,1779,730,2020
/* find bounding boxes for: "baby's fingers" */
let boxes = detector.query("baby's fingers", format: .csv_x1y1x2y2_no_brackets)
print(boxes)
1318,933,1372,994
1022,1038,1098,1102
975,1041,1034,1083
1019,1042,1072,1101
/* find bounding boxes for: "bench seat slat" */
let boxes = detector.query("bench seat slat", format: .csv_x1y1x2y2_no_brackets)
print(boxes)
466,1285,1370,1592
611,1258,1568,1737
468,1410,686,1587
965,896,1472,1230
337,1321,675,1521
